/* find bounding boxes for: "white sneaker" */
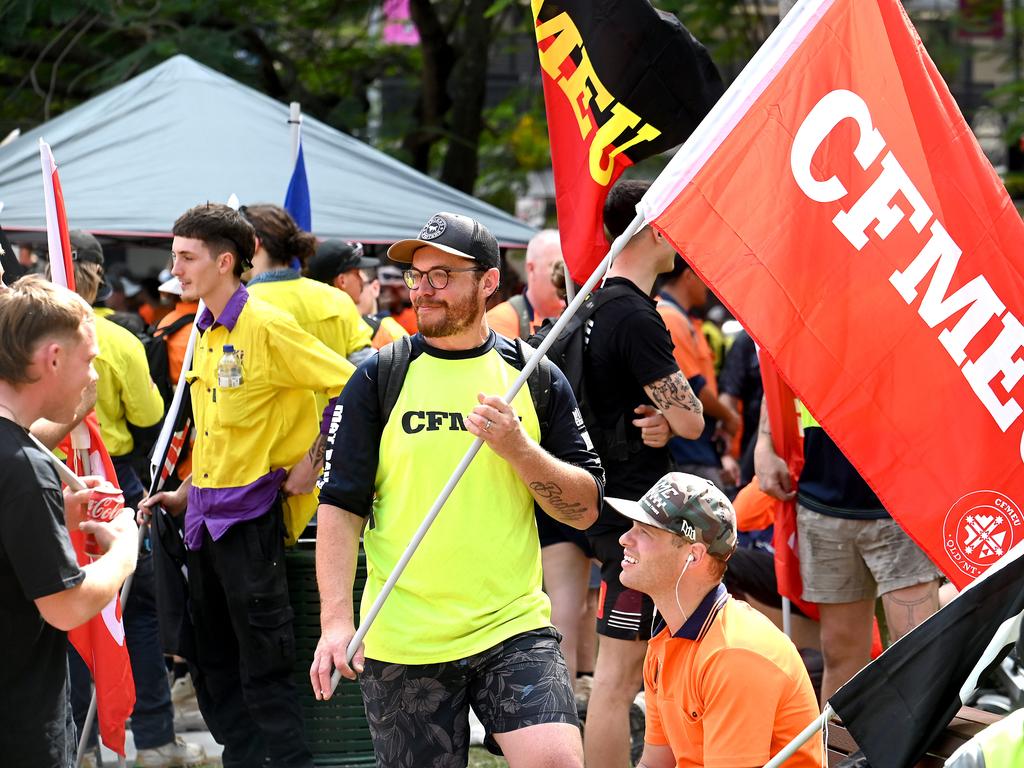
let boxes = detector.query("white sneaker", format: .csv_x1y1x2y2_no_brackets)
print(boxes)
133,736,206,767
170,675,207,732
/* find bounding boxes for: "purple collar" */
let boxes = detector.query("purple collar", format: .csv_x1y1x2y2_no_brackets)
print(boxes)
198,283,249,332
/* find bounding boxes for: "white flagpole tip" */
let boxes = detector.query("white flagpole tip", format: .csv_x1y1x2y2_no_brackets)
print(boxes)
227,193,240,210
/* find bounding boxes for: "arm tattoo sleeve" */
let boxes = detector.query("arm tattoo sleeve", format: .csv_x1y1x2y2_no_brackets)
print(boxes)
648,372,701,413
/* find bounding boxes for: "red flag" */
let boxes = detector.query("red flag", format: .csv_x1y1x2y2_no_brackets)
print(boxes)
60,417,136,756
41,139,135,755
532,0,722,283
641,0,1024,590
757,353,819,620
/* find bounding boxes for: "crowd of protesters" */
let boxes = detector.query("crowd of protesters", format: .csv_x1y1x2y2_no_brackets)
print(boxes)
0,182,952,768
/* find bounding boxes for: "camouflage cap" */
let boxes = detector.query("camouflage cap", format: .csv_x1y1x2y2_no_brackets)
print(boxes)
607,472,737,559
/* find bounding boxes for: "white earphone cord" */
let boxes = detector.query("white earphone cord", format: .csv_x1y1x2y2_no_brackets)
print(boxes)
651,554,695,637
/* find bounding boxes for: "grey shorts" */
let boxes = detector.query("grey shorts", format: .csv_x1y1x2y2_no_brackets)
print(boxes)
359,627,578,767
797,505,941,603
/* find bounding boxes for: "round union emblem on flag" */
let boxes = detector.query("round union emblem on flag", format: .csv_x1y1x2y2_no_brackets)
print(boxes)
942,490,1024,579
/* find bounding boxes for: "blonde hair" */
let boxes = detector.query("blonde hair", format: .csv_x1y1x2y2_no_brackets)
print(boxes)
45,259,104,305
0,275,92,384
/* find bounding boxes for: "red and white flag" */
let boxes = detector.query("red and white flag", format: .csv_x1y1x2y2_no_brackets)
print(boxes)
38,140,75,290
40,139,135,755
639,0,1024,590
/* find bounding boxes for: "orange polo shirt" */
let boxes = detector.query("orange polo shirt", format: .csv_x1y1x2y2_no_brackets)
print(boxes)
643,585,822,768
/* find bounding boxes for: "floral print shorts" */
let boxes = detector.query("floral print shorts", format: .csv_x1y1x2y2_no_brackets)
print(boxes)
359,627,579,767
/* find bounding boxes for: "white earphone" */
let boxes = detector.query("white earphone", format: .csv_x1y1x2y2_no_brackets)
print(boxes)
686,553,695,565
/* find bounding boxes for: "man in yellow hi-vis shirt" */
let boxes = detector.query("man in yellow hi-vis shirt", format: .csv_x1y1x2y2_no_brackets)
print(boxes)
143,203,353,768
311,211,605,768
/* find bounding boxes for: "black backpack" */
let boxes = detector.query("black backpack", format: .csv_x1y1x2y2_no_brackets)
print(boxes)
375,335,553,436
525,282,638,463
144,314,196,409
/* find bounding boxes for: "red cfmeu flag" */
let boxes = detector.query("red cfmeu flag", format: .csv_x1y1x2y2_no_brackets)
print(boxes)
532,0,723,284
640,0,1024,590
40,139,135,755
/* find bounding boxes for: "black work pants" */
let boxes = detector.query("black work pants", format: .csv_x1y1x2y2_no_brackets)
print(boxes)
186,504,312,768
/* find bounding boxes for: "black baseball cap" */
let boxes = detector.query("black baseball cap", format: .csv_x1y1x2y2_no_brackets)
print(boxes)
307,240,377,284
69,230,112,302
387,212,500,269
70,230,104,266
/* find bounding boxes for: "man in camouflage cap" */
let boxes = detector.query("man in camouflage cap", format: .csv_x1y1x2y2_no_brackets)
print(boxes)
606,473,822,768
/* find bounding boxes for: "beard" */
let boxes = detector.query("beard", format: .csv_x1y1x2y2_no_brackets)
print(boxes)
415,290,482,338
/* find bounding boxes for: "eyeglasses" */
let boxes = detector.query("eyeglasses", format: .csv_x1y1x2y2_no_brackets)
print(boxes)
402,266,486,290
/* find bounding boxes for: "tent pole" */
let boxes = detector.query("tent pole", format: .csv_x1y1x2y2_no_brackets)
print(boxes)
289,102,301,165
328,210,647,695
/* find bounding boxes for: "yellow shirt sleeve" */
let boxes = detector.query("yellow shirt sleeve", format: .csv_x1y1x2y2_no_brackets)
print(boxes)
263,313,355,398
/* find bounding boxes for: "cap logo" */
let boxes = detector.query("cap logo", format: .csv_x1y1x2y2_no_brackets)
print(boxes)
419,215,448,241
679,519,696,540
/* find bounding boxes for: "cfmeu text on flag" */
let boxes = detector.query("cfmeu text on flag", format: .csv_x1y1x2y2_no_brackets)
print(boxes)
792,90,1024,466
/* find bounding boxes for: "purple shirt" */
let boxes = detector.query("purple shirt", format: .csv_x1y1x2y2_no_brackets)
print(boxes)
186,283,285,549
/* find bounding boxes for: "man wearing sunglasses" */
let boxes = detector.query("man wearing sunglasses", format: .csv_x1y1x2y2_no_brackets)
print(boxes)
313,211,605,768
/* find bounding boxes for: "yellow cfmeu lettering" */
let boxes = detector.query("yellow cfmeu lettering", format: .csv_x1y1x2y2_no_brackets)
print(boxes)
534,2,662,186
790,88,1024,457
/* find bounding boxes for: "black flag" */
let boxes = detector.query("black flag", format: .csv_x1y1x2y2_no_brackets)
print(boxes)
829,543,1024,768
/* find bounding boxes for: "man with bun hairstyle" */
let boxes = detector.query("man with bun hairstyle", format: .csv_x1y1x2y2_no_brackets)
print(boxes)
142,202,354,768
312,211,605,768
242,204,373,372
609,473,821,768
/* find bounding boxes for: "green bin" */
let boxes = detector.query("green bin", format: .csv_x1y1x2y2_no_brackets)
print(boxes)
287,544,376,767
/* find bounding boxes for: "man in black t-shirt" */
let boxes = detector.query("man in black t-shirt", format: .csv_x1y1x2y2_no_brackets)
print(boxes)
583,181,705,768
0,276,138,767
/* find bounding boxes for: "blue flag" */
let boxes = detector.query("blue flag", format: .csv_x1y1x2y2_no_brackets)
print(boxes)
284,139,311,232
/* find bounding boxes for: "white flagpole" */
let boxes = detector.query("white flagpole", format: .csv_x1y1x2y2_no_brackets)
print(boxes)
762,704,832,768
328,211,646,695
148,303,205,492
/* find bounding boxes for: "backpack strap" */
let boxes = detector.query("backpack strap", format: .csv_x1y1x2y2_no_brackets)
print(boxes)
376,335,414,426
152,313,196,339
363,314,384,335
508,294,533,340
516,338,552,439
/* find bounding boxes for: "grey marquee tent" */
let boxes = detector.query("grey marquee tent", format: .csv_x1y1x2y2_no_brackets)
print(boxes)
0,55,536,248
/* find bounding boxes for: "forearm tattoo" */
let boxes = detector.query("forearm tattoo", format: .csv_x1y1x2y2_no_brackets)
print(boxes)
757,396,772,437
309,432,328,470
648,372,701,413
529,481,587,523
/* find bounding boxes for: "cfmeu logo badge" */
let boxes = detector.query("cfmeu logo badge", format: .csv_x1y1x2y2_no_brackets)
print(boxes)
943,490,1023,579
419,215,447,240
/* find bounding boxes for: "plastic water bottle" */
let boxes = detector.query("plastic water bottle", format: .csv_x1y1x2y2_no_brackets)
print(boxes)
217,344,243,388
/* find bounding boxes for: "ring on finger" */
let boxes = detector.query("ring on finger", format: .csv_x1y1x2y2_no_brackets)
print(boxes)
485,419,492,431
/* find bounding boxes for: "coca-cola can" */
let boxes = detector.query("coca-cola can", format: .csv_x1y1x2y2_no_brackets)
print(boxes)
83,483,125,559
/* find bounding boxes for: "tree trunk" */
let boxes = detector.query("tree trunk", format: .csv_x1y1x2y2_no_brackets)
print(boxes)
438,0,492,193
404,0,455,172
